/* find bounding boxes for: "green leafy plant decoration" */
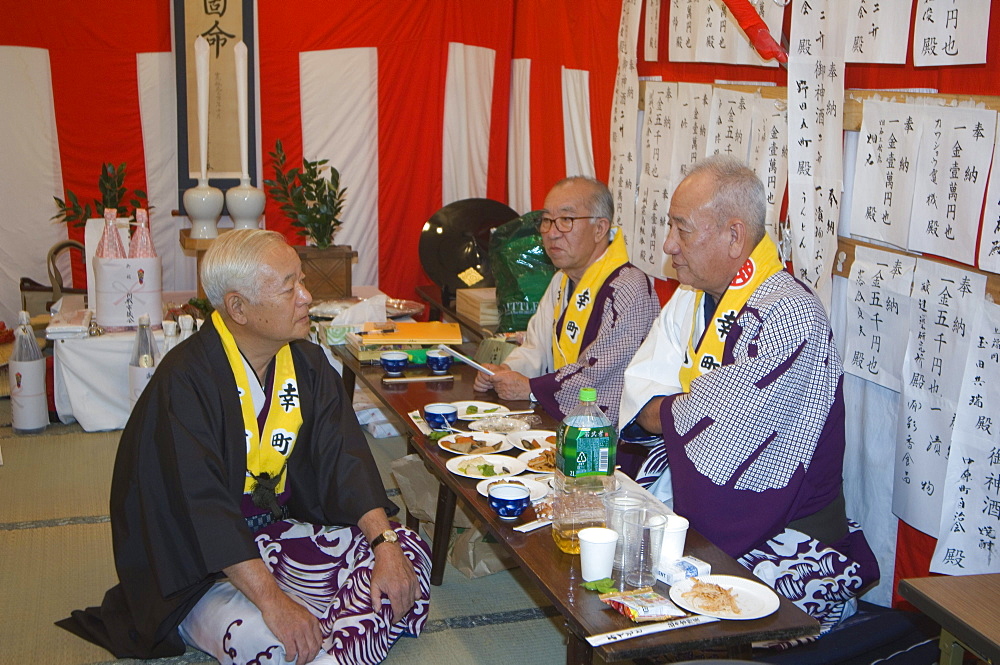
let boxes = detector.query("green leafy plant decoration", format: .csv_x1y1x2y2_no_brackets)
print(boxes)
51,162,149,228
265,140,347,250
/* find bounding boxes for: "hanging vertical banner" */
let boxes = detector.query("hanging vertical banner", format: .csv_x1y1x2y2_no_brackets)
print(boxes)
844,0,913,65
931,299,1000,575
609,0,642,253
644,0,662,62
635,81,678,278
892,259,986,536
850,99,924,249
843,245,917,392
979,122,1000,275
913,0,991,67
906,105,997,266
787,0,846,310
747,94,787,244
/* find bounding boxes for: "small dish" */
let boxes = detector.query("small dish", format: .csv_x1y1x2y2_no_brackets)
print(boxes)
507,429,558,452
668,575,780,621
476,477,549,502
445,454,527,479
451,400,510,420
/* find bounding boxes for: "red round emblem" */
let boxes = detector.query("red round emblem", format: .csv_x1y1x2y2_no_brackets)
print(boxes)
731,258,756,288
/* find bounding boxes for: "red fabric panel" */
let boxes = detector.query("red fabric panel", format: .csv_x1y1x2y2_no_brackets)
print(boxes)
892,520,940,612
1,1,170,288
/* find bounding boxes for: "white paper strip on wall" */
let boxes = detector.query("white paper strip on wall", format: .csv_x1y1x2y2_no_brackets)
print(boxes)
844,0,913,65
892,259,986,536
668,0,702,63
843,246,916,392
976,121,1000,275
747,95,787,244
930,299,1000,575
644,0,662,62
634,82,679,278
706,87,753,162
671,82,713,184
913,0,991,68
849,100,924,249
695,0,782,67
906,105,997,266
609,0,643,253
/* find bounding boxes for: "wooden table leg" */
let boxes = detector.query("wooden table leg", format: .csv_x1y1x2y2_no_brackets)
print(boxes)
403,436,420,531
430,482,457,586
566,631,593,665
338,360,356,402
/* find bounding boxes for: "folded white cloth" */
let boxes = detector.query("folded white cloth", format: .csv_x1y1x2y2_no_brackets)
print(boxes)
46,309,93,339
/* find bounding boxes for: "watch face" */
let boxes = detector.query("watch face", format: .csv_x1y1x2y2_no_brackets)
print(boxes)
383,529,399,543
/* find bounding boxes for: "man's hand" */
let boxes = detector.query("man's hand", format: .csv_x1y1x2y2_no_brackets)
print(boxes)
637,396,666,434
473,363,504,392
369,540,420,624
489,368,532,401
224,558,322,663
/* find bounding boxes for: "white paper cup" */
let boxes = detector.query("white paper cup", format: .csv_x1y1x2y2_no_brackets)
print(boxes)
659,514,689,565
578,527,619,582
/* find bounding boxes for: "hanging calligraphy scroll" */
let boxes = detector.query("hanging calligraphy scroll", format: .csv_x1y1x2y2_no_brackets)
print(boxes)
174,0,257,209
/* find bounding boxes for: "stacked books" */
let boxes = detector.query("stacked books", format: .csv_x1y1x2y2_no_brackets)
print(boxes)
346,321,463,362
456,288,499,327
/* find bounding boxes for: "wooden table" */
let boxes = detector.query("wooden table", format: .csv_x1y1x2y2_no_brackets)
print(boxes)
333,346,819,663
899,574,1000,665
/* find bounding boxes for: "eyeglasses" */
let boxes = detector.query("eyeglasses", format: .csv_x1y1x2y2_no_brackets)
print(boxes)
535,215,598,233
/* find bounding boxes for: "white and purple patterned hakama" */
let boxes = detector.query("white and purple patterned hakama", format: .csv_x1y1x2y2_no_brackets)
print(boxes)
179,521,431,665
619,273,879,638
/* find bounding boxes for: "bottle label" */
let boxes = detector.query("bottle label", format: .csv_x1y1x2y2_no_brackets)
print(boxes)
557,424,616,477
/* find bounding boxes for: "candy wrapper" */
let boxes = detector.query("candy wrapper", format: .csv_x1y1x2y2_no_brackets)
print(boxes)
599,587,686,622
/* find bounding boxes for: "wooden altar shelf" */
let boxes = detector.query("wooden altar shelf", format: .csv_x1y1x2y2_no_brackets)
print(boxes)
179,228,230,299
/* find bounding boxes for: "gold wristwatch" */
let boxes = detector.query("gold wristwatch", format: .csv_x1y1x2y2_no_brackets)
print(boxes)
370,529,399,549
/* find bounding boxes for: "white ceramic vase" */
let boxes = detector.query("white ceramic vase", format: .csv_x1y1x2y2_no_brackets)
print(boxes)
184,178,224,239
226,178,266,230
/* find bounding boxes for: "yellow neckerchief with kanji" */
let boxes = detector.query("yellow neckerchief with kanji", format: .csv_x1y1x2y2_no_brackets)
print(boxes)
678,235,784,391
552,228,629,369
212,311,302,495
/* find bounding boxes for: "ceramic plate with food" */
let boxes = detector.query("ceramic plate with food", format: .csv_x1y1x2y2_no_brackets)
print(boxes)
517,448,557,474
445,454,526,480
476,477,549,502
437,432,512,455
668,575,779,621
507,429,558,452
451,400,510,420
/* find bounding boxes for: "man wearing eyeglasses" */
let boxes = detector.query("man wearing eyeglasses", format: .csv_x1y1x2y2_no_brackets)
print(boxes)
474,176,659,427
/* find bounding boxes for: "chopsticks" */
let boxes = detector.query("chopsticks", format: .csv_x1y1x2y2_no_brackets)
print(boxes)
382,374,454,384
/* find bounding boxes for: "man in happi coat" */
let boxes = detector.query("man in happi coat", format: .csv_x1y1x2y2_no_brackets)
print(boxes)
618,156,878,639
474,176,659,427
58,230,430,665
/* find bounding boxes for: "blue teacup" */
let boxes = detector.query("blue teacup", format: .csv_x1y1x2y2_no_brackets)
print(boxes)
425,350,453,375
423,402,458,430
380,351,409,376
488,483,531,521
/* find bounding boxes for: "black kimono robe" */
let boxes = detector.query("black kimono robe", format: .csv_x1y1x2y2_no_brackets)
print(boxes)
57,322,396,658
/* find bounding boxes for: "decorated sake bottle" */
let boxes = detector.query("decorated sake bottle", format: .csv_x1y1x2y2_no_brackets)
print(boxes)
128,313,159,409
128,208,157,258
96,208,126,259
9,311,48,435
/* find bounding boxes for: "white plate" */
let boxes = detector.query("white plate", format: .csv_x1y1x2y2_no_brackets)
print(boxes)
476,477,550,502
469,417,530,433
451,400,510,420
445,454,527,479
507,429,558,452
437,432,512,455
517,449,557,474
668,574,780,621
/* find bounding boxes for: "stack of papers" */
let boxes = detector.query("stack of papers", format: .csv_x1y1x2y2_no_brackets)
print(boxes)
46,309,93,340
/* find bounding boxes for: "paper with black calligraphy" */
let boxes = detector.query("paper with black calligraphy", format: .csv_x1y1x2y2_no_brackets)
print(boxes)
892,259,986,536
906,105,997,265
913,0,991,67
930,299,1000,575
976,122,1000,275
787,0,847,310
850,100,924,249
609,0,642,253
644,0,662,62
635,82,679,278
668,0,783,67
671,82,713,183
706,87,752,162
844,0,913,64
844,246,917,392
747,95,787,244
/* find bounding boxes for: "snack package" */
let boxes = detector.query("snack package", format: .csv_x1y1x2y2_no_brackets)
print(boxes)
598,587,686,622
656,555,712,586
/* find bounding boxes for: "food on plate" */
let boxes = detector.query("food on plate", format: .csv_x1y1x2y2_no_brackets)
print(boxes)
533,498,553,520
527,448,556,473
681,578,741,615
445,435,500,455
464,404,500,416
457,456,508,477
522,438,540,450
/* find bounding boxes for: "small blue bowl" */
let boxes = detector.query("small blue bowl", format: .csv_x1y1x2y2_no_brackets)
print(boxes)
488,484,531,520
423,402,458,430
380,351,409,376
425,350,453,375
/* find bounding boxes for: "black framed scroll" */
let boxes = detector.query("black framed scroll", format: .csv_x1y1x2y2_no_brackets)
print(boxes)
174,0,257,213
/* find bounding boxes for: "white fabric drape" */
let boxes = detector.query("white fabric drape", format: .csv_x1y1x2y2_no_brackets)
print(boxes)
0,46,68,325
561,67,595,178
299,48,379,288
443,43,496,204
507,59,532,215
138,51,195,294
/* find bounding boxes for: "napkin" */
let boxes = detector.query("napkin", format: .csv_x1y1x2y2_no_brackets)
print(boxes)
331,294,388,326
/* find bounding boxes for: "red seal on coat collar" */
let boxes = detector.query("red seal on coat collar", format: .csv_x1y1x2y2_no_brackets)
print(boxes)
730,257,756,288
